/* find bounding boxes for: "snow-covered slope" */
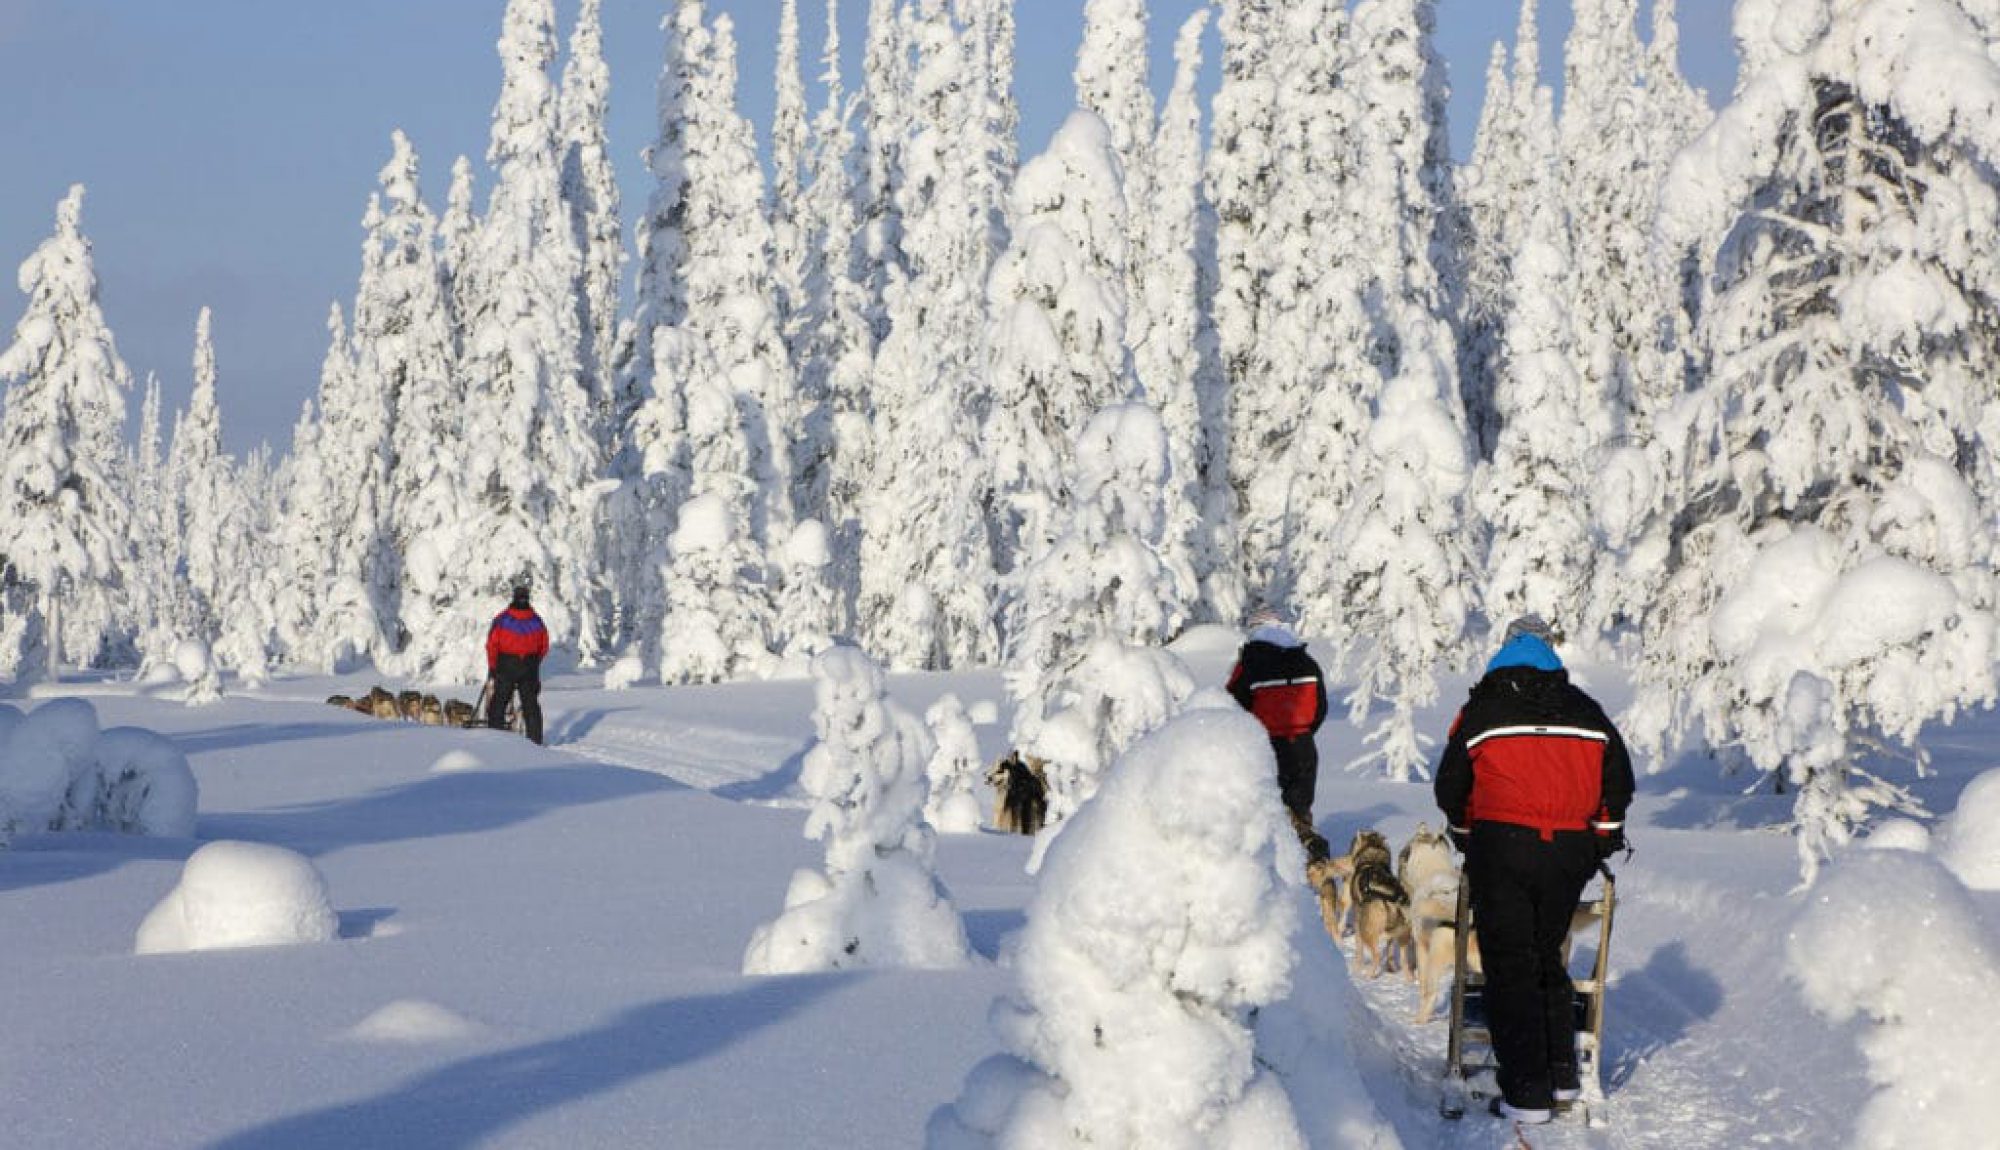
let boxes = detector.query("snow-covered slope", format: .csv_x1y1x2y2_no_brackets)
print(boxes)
2,651,1990,1148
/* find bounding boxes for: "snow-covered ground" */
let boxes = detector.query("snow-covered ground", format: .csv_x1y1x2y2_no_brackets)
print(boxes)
4,641,1994,1149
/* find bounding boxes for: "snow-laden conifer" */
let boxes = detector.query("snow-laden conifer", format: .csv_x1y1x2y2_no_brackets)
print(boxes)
125,374,179,677
168,309,262,697
921,692,985,834
558,0,623,451
1142,11,1239,625
985,110,1142,574
438,156,478,355
930,699,1306,1148
1473,87,1605,638
857,0,998,670
770,0,813,376
441,0,598,681
0,186,133,682
1006,403,1193,853
1640,0,2000,881
743,644,970,974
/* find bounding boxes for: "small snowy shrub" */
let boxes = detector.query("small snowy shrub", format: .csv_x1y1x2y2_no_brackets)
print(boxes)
929,698,1307,1148
923,693,986,834
1788,851,2000,1147
742,645,970,974
0,698,93,835
136,840,338,955
68,728,198,837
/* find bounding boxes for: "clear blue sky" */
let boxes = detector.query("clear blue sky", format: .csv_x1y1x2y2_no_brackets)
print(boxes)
0,0,1737,454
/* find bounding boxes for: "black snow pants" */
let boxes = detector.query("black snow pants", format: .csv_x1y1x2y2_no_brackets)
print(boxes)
1465,822,1599,1111
488,655,544,745
1271,733,1319,825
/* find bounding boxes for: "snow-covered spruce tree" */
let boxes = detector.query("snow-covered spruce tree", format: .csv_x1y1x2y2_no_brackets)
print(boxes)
0,185,133,682
1142,10,1239,625
857,0,999,671
655,362,776,685
437,0,598,683
922,691,985,834
743,643,970,974
855,0,911,332
166,310,238,701
558,0,622,453
1452,0,1542,460
770,0,813,378
928,700,1306,1148
125,374,181,678
772,518,837,665
361,133,468,671
1472,85,1607,638
214,445,278,688
1006,403,1194,853
1074,0,1155,374
1332,308,1475,782
681,9,800,552
797,0,874,636
604,1,700,667
1640,0,2000,882
985,110,1143,576
437,155,478,355
312,197,396,670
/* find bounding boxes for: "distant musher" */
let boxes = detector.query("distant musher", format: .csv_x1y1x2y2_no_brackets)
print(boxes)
486,585,549,745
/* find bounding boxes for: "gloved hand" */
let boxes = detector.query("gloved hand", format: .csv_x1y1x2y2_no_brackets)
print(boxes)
1448,826,1470,854
1595,829,1627,860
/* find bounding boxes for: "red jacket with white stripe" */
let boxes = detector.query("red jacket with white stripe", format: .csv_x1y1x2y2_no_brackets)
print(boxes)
1226,631,1329,740
1434,663,1634,841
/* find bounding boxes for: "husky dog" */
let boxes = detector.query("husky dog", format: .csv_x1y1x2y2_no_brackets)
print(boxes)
363,686,399,720
1304,853,1354,946
395,690,425,722
1398,822,1456,896
986,751,1049,836
443,698,478,728
1407,872,1469,1023
419,695,445,726
1346,830,1413,978
326,694,354,710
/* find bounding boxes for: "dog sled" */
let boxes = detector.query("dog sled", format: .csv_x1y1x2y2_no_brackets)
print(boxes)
1439,862,1617,1129
467,676,523,735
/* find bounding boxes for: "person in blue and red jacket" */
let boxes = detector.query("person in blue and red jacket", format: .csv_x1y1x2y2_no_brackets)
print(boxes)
1434,614,1634,1127
486,585,550,745
1227,603,1331,860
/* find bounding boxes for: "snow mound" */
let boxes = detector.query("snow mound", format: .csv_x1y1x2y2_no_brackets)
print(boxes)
1166,622,1244,657
340,999,488,1044
172,638,212,681
603,652,646,691
1937,767,2000,889
1862,816,1932,853
1788,851,2000,1147
429,749,485,774
135,840,338,955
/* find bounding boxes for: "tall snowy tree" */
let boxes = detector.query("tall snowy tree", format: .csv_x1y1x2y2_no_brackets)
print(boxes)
770,0,813,374
1136,10,1235,624
1005,403,1194,846
1641,0,2000,881
359,133,467,669
985,110,1143,576
558,0,623,446
0,185,133,681
1472,86,1606,638
437,155,478,354
857,0,999,670
430,0,599,682
124,373,179,676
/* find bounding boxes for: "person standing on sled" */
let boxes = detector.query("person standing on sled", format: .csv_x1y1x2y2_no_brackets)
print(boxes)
1226,604,1331,861
1434,615,1633,1126
486,585,549,745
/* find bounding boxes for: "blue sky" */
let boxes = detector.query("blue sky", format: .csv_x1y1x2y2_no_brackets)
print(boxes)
0,0,1737,454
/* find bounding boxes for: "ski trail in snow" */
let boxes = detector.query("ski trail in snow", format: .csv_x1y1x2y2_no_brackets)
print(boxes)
550,709,808,799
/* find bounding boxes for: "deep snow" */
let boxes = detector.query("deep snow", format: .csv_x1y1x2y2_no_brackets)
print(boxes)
3,634,1994,1149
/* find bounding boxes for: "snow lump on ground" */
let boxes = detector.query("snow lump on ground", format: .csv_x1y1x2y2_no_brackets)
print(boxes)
135,839,338,955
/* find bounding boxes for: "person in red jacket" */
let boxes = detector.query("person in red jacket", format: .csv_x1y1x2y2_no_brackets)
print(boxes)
1434,615,1634,1126
486,585,550,744
1226,603,1330,860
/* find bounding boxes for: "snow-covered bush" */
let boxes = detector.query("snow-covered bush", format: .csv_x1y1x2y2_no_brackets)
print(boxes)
135,840,338,954
928,696,1312,1148
922,693,985,835
0,698,195,844
1788,850,2000,1147
1937,768,2000,890
742,645,970,974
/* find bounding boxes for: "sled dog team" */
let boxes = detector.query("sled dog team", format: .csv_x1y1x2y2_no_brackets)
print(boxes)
326,686,479,729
